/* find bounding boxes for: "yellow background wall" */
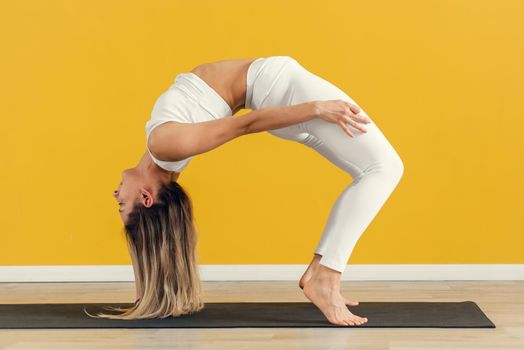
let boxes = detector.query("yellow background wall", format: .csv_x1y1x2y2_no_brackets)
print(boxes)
1,0,522,266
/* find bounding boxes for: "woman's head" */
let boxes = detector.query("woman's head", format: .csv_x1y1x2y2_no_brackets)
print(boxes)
89,179,204,319
112,166,162,224
113,158,179,224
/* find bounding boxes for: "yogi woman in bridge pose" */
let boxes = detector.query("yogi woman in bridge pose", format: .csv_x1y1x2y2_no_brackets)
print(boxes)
95,56,404,326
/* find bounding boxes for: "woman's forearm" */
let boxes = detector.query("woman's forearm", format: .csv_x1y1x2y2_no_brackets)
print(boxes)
242,102,318,135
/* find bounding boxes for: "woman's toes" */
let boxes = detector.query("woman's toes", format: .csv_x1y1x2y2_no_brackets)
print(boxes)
332,318,347,326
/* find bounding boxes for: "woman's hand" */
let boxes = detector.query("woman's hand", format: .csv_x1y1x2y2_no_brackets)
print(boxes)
312,100,371,137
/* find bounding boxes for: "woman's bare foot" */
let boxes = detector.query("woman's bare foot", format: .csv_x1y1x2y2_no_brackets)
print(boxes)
302,263,368,326
299,255,359,306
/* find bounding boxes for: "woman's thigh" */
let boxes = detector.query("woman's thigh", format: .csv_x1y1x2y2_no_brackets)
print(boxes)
264,59,402,178
299,117,402,180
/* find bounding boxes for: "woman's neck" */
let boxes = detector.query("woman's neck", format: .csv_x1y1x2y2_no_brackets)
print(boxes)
138,150,179,182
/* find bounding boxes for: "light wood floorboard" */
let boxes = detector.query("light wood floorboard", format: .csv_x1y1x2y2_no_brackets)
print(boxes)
0,281,522,349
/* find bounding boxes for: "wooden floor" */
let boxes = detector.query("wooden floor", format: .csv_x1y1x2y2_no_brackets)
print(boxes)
0,281,523,349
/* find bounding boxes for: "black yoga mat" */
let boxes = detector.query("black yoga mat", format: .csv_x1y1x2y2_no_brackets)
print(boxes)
0,301,495,329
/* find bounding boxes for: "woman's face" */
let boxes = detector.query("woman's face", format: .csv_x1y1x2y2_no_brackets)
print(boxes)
113,168,142,222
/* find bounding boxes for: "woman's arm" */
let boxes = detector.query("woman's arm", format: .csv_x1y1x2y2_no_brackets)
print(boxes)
148,102,318,162
242,101,317,134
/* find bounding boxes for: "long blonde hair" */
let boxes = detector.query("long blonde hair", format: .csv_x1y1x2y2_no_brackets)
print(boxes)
85,181,204,319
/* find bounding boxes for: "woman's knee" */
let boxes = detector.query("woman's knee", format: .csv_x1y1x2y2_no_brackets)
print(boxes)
382,151,404,185
388,153,404,184
363,150,404,186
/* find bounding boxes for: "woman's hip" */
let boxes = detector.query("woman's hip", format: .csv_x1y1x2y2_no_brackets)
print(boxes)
245,56,303,110
253,57,402,175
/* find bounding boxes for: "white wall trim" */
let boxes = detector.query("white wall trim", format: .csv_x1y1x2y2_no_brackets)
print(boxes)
0,264,523,282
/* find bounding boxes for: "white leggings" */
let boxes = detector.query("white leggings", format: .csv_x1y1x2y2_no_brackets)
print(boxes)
246,56,404,273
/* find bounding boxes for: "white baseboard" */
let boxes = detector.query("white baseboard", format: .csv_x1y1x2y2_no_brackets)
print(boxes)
0,264,523,282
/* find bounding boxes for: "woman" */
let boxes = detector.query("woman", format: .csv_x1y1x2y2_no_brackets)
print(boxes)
97,56,404,326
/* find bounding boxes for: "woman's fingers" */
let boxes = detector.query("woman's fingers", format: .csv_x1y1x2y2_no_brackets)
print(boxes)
339,120,354,137
344,101,362,115
353,113,371,124
347,102,361,115
343,114,368,133
343,101,371,124
350,118,368,133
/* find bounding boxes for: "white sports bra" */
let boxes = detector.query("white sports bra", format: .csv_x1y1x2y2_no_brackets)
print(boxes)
145,72,233,172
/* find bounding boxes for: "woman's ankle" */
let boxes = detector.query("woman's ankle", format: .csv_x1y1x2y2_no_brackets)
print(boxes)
309,254,321,267
311,262,341,287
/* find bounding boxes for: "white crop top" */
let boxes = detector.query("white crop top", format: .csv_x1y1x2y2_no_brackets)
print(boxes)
145,72,232,172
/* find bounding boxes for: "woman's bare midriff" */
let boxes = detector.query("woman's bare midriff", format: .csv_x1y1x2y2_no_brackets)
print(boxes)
190,58,258,115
